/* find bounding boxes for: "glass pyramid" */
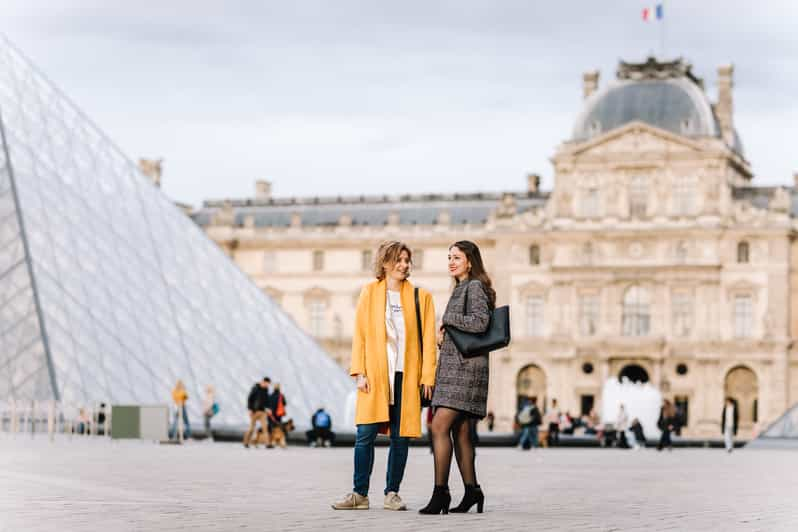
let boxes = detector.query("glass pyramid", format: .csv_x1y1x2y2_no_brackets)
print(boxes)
0,37,353,430
747,402,798,449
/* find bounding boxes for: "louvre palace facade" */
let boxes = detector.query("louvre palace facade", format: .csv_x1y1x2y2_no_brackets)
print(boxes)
193,57,798,437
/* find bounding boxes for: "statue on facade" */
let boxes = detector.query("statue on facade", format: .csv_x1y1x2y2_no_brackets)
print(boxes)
138,158,163,188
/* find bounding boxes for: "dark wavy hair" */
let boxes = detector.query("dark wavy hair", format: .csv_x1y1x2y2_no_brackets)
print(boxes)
450,240,496,309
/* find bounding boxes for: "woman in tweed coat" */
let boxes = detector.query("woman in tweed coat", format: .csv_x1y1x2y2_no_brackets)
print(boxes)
419,240,494,515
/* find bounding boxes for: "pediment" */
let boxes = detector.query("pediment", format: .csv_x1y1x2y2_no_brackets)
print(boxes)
569,121,706,157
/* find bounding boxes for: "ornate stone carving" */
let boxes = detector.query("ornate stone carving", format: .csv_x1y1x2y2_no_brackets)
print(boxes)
138,158,163,187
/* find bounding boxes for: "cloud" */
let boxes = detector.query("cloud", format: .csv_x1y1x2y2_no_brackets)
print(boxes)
3,0,797,206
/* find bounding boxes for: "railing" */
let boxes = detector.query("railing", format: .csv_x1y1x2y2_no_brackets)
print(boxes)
0,398,112,441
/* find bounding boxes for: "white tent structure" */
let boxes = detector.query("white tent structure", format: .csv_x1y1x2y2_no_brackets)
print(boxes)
0,37,353,431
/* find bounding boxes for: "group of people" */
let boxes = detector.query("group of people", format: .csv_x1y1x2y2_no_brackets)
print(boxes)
169,381,218,441
243,377,289,448
330,240,494,515
513,397,738,453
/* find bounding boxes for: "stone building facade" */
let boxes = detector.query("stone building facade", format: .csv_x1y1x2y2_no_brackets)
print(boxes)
193,57,798,436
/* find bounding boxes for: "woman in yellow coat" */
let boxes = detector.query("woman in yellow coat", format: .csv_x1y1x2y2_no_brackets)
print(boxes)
332,241,437,511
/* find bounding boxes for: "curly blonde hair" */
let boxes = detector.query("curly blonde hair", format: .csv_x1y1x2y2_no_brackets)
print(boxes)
373,240,413,280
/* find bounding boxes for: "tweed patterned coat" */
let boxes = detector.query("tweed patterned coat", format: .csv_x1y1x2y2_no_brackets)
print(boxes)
432,279,491,418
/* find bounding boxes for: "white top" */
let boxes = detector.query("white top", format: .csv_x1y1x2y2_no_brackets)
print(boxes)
386,291,405,373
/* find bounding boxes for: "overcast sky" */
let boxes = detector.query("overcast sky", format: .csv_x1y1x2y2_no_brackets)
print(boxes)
4,1,797,207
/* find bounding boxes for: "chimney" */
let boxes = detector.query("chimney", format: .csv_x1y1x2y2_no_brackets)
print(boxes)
255,180,272,199
527,173,541,194
582,70,599,99
138,158,163,188
793,172,798,188
716,65,734,145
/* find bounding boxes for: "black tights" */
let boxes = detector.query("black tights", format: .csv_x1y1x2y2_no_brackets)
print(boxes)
429,407,477,487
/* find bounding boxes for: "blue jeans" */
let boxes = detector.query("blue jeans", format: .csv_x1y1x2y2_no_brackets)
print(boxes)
170,405,191,439
353,372,409,497
520,425,539,448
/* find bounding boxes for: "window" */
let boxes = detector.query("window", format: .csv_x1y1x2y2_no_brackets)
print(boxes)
361,249,372,272
580,395,595,417
629,176,648,217
734,295,752,338
529,245,540,266
672,292,692,337
312,250,324,271
673,176,694,216
309,299,326,337
525,296,544,337
579,294,600,336
413,249,424,271
582,188,600,218
622,286,650,336
675,241,688,263
263,251,277,273
674,396,689,426
737,241,750,264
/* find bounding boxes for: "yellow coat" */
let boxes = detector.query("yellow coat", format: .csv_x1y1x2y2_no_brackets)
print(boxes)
350,279,437,437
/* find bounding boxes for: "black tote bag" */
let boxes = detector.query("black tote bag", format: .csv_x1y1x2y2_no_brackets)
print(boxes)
444,286,510,358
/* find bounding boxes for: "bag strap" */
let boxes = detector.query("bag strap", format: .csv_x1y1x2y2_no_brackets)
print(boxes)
415,287,423,354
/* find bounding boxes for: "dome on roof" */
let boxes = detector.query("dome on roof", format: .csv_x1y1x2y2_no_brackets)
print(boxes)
573,77,719,141
571,57,743,156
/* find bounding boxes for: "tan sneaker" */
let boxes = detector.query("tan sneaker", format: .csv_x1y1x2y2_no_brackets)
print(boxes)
331,492,369,510
383,491,407,511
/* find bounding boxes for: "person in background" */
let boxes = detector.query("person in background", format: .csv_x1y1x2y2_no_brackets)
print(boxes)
516,397,541,450
721,397,738,453
76,407,91,435
657,399,678,451
244,377,272,448
269,383,288,440
630,418,646,450
170,380,191,440
307,407,335,447
485,412,495,432
616,404,630,448
545,399,561,447
202,385,217,441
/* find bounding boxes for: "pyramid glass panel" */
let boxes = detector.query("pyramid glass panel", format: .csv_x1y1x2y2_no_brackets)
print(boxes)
0,38,353,429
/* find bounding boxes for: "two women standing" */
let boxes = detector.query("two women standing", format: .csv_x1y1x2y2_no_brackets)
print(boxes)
332,240,495,515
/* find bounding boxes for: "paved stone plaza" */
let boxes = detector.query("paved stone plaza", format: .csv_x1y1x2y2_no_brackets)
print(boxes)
1,437,796,531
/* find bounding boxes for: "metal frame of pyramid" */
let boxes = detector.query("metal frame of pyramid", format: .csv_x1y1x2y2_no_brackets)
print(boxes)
0,36,353,430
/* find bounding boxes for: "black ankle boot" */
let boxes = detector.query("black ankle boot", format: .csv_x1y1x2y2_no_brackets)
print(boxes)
450,484,485,513
418,485,451,515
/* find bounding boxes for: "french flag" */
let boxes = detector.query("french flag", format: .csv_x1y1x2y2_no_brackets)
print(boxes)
642,4,664,21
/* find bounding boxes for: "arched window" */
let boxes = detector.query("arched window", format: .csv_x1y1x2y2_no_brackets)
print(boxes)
622,286,650,336
737,241,750,264
529,244,540,266
724,366,759,428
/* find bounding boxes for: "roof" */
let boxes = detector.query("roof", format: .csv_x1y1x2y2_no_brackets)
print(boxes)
192,192,548,228
572,57,744,155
